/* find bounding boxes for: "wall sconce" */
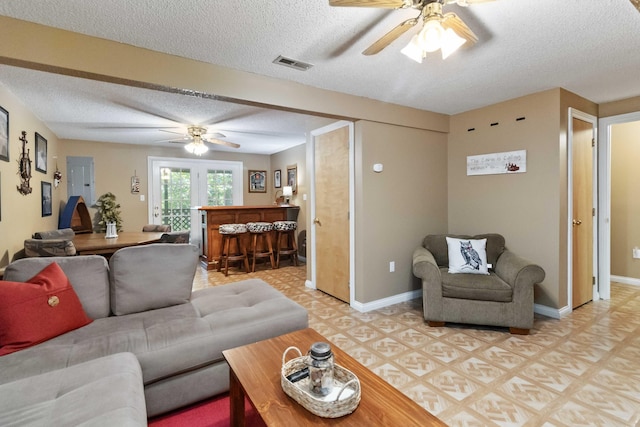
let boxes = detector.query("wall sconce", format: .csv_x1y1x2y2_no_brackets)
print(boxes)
283,186,293,205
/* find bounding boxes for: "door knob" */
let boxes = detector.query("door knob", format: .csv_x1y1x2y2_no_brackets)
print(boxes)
572,219,582,226
313,218,322,226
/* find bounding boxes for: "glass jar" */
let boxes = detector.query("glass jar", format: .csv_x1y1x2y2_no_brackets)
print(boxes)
308,341,334,397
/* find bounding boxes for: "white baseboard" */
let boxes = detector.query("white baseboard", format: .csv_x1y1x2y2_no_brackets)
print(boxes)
327,288,571,319
350,289,422,313
534,303,570,319
611,275,640,287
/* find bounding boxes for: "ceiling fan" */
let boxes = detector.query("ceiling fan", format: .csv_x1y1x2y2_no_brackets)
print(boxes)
159,125,241,156
329,0,493,62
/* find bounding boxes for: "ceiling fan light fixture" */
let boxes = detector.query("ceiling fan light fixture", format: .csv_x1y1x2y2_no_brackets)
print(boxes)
419,19,444,53
400,34,424,63
184,137,209,156
440,28,466,59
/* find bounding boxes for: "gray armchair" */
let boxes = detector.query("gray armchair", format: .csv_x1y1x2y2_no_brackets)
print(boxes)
413,234,545,334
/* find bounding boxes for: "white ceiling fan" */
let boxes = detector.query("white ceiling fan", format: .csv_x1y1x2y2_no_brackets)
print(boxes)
329,0,494,62
158,125,240,155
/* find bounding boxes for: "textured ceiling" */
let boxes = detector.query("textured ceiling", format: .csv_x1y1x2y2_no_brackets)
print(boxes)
0,0,639,153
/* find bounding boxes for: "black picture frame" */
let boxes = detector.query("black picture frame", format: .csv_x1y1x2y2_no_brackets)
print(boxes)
274,169,281,188
35,132,47,173
0,105,8,162
41,181,52,217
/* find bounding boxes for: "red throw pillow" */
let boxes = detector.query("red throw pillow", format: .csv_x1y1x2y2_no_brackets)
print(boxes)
0,262,92,356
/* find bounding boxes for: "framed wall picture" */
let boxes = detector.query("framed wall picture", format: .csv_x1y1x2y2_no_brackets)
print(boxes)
287,165,297,194
248,170,267,193
41,181,52,216
35,132,47,173
274,169,281,188
0,105,8,162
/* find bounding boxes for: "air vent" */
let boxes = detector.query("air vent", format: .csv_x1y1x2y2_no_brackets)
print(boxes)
273,55,314,71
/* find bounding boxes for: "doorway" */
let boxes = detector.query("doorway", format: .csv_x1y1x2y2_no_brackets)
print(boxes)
309,121,354,304
66,156,96,205
148,157,243,249
598,111,640,299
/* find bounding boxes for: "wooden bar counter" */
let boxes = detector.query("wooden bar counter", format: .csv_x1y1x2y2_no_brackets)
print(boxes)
198,205,299,270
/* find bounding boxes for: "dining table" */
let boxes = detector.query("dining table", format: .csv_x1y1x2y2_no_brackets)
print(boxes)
72,231,165,256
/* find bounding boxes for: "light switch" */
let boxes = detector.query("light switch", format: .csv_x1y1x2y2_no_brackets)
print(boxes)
140,195,145,202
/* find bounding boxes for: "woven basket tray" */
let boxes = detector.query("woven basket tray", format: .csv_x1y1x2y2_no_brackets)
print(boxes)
281,346,361,418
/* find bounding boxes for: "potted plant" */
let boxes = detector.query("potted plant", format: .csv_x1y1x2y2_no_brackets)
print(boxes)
95,192,123,237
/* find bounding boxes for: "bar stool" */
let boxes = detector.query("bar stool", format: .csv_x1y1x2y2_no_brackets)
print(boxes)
246,222,276,272
218,223,250,276
273,220,298,268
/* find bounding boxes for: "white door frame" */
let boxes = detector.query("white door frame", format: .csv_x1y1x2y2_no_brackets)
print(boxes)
567,108,598,311
597,111,640,299
307,121,356,306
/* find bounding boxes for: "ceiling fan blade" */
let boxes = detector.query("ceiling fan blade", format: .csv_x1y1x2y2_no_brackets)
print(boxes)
630,0,640,12
159,129,188,136
204,132,226,139
442,13,478,45
205,138,241,149
156,137,189,143
444,0,496,5
329,0,409,8
363,18,419,55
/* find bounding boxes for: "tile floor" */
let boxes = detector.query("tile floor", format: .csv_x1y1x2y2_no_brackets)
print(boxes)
194,264,640,427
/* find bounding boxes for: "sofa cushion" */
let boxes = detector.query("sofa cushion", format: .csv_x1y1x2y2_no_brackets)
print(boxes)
32,228,75,239
0,352,146,426
24,238,77,257
440,268,513,302
446,237,489,275
109,243,199,315
0,279,308,389
0,262,92,356
4,255,111,319
424,233,506,267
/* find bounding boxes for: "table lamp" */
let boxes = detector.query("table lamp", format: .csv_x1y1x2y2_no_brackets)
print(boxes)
283,186,293,205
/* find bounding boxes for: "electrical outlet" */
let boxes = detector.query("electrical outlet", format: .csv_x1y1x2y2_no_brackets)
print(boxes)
633,247,640,259
389,261,395,272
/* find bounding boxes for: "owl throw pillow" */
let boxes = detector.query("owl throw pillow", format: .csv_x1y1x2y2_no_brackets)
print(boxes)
446,237,489,275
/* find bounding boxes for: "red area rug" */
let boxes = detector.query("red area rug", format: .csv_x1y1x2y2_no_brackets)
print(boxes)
148,393,266,427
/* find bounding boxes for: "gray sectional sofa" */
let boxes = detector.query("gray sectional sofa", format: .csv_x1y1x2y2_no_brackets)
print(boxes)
0,243,308,425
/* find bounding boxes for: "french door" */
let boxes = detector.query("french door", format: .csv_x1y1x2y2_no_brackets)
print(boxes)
148,157,243,249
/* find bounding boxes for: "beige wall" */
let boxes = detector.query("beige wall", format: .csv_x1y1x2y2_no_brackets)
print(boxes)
610,121,640,279
599,95,640,118
355,121,448,303
449,89,597,309
271,143,307,242
449,90,561,307
0,85,62,266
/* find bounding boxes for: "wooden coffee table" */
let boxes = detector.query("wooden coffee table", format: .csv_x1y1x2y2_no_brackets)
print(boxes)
222,328,447,426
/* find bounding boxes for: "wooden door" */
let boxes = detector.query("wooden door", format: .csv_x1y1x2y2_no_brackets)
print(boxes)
572,117,594,308
314,125,350,302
